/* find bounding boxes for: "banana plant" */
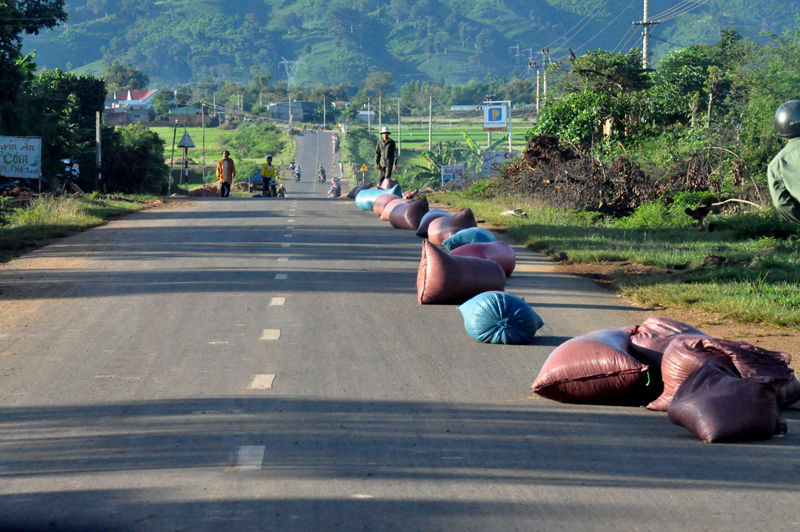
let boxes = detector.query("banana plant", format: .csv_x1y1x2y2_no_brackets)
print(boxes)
420,141,458,174
457,132,509,172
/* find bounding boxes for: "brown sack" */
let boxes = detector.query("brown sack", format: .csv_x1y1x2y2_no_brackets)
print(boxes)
647,337,793,411
668,362,785,443
630,317,709,368
778,377,800,409
389,197,430,229
417,240,506,305
416,210,450,238
373,194,401,216
380,198,411,221
450,241,516,277
379,178,399,190
427,209,478,246
531,329,649,404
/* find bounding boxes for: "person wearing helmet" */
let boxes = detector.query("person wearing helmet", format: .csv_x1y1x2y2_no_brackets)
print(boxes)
769,100,800,224
317,165,326,183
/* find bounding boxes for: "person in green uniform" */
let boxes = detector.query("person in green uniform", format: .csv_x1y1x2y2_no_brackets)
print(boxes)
768,100,800,224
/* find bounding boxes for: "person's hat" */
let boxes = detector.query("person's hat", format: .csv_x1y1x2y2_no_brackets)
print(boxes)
266,154,273,158
775,101,800,139
380,127,391,134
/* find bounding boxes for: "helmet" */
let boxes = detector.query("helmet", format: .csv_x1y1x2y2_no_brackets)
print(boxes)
775,100,800,139
319,165,323,168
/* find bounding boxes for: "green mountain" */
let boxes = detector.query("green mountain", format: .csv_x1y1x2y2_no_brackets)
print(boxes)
23,0,797,88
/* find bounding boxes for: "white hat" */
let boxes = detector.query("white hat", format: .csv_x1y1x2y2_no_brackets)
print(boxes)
266,154,273,158
380,127,391,134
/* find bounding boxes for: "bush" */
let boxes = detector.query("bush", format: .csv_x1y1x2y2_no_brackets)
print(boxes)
226,124,285,158
102,123,169,194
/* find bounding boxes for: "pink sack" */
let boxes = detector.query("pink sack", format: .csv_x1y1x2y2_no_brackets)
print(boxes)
373,194,401,217
379,178,399,190
531,329,649,404
630,317,709,368
668,362,786,443
451,241,516,277
380,198,411,221
427,209,478,246
647,337,793,411
389,197,429,230
416,210,450,238
417,240,506,304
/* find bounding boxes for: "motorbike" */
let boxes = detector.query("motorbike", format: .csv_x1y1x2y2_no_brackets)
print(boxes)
317,172,326,183
294,170,301,182
55,159,84,195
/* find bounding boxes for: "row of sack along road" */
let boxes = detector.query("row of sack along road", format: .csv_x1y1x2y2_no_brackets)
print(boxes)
347,179,800,444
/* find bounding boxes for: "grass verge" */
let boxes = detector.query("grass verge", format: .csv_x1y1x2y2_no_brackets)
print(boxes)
433,191,800,329
0,194,158,262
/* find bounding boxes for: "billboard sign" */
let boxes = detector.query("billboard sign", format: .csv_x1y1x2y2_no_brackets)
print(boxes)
483,105,508,131
442,165,465,186
0,137,41,179
482,152,519,177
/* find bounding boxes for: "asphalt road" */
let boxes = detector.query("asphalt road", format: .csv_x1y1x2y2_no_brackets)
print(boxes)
0,131,798,532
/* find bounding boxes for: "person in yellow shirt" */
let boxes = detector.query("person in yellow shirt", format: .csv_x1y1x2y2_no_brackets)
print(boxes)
261,155,278,197
216,150,235,197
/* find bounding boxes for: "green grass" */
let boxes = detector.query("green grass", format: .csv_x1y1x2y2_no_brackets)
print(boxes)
433,190,800,329
150,124,296,187
0,194,157,261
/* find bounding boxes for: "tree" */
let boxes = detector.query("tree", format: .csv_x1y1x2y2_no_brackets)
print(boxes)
102,123,168,194
103,60,150,94
362,72,396,97
152,91,175,120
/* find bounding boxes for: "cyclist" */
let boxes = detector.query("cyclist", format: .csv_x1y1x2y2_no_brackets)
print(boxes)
261,155,278,197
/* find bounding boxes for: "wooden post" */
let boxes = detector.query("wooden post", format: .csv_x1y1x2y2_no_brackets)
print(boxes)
95,111,102,191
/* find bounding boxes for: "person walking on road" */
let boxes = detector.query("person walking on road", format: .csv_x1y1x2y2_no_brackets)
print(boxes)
375,126,397,187
769,100,800,224
261,155,278,197
216,150,235,198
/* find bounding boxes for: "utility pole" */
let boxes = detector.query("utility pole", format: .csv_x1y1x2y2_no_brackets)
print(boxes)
633,0,659,69
530,49,561,110
323,95,326,127
213,93,216,117
202,104,206,197
536,71,541,113
378,92,382,131
428,95,432,151
397,99,401,157
368,98,371,132
95,111,101,191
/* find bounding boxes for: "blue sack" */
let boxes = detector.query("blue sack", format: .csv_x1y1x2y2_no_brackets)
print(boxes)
355,185,401,211
459,291,544,344
443,227,496,251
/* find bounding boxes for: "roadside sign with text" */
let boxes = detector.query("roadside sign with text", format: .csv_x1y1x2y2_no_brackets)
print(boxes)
482,152,518,177
483,105,508,131
441,165,465,186
0,137,41,179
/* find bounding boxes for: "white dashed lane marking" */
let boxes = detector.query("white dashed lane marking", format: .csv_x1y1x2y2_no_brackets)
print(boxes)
236,446,266,471
260,329,281,340
284,234,293,238
281,243,291,247
275,274,288,280
248,374,276,389
270,297,286,306
278,257,289,262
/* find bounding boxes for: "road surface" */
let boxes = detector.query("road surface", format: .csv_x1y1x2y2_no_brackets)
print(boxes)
0,131,798,531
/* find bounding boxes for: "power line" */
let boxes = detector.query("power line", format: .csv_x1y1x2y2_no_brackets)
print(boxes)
658,0,713,22
612,25,637,53
573,0,638,53
650,34,689,48
543,0,608,49
550,0,614,55
650,0,698,20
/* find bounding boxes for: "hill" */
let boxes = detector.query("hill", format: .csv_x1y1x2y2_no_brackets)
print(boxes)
23,0,797,87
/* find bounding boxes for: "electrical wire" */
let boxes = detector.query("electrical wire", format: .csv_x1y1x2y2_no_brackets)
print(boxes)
658,0,713,22
612,25,637,53
543,0,609,50
650,34,688,48
550,0,614,55
650,0,698,20
619,26,641,53
573,0,638,53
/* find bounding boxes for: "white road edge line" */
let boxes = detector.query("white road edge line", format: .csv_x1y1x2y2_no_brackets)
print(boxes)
270,297,286,306
260,329,281,340
248,374,276,389
236,446,266,471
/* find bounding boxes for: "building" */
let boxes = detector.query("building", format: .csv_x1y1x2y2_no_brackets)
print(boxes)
103,102,152,125
267,101,321,122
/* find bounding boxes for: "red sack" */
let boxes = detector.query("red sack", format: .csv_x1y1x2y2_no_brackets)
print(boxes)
417,240,506,304
373,193,401,216
380,198,411,221
630,317,709,368
427,209,478,246
648,337,793,411
531,329,649,404
416,210,450,238
668,362,786,443
389,197,429,230
450,241,516,277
